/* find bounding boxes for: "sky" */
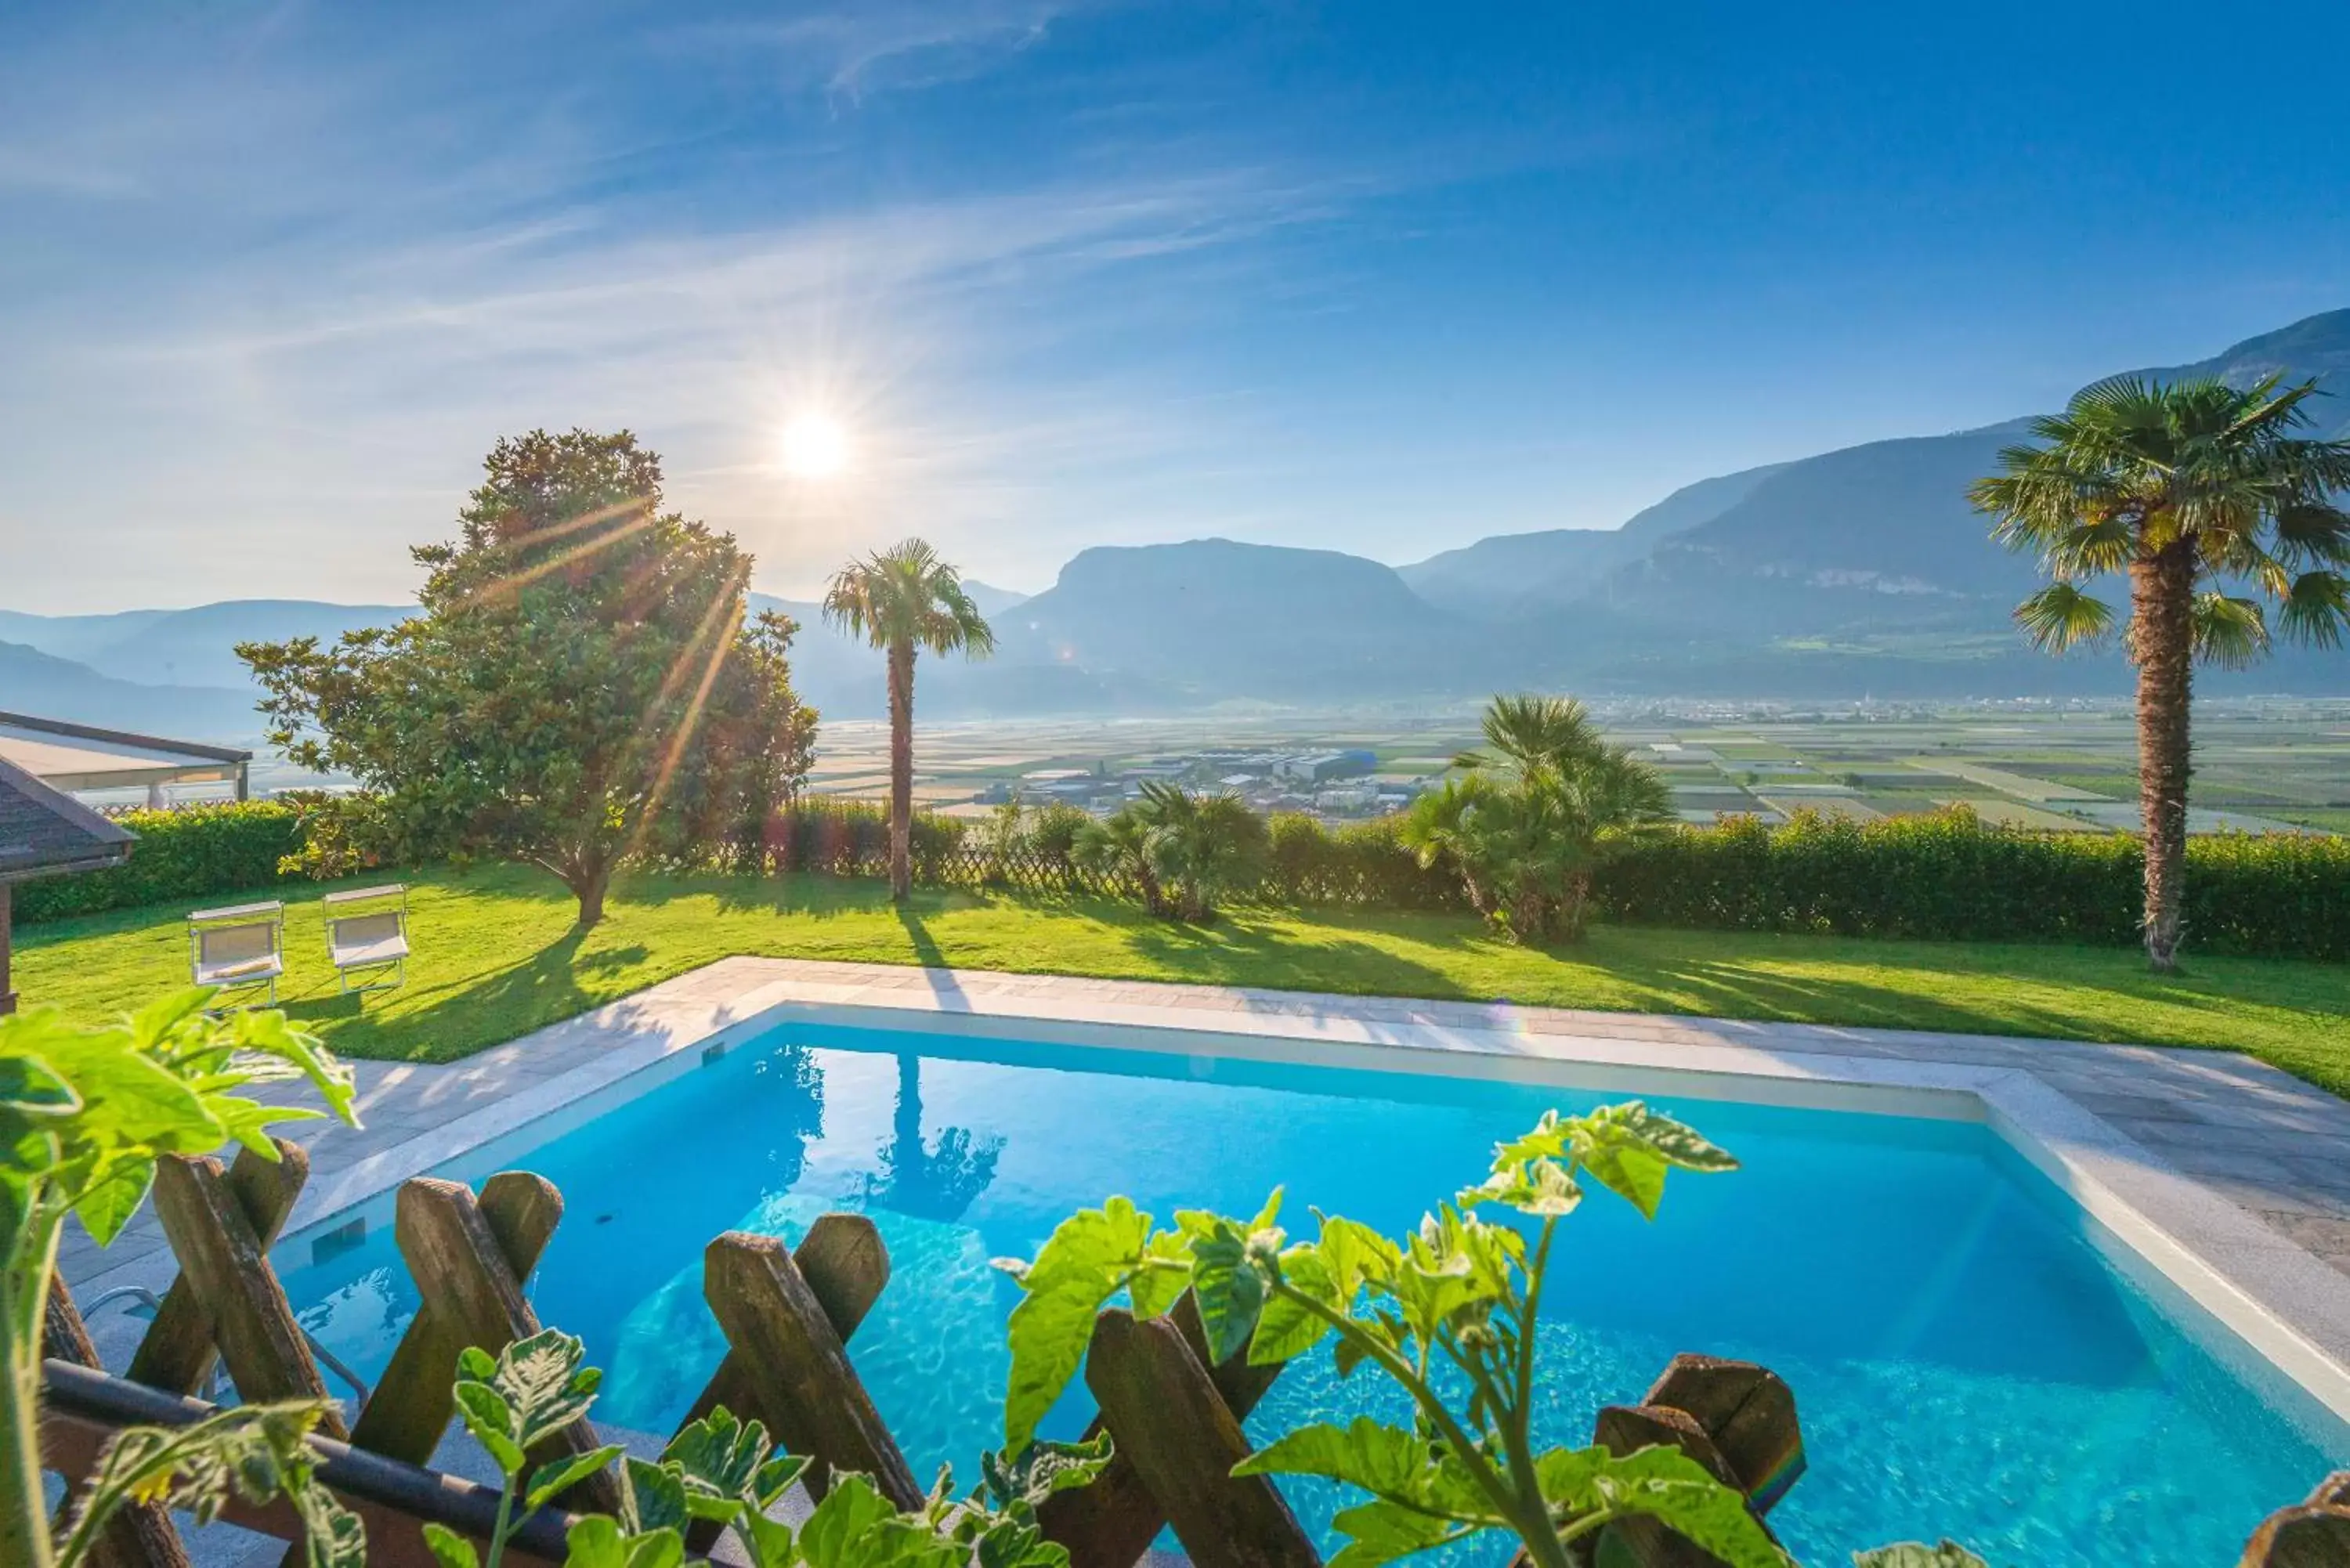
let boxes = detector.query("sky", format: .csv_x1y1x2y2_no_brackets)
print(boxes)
4,1,2348,612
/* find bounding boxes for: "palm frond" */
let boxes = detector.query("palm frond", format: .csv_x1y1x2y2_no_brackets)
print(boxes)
2276,570,2350,650
2272,499,2350,570
1477,693,1601,773
821,537,996,659
2189,591,2271,670
2012,583,2113,653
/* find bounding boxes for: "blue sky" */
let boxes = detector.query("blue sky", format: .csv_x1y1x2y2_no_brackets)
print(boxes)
4,0,2347,611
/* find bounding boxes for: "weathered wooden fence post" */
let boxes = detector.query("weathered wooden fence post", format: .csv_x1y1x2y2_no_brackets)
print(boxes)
703,1229,925,1509
385,1175,623,1512
148,1151,344,1436
681,1212,889,1431
45,1281,193,1568
126,1141,311,1396
1082,1308,1320,1568
1039,1292,1289,1568
1585,1354,1805,1568
345,1172,562,1465
2241,1471,2350,1566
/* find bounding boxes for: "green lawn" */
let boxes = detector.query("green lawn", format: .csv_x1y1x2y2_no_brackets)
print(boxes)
15,863,2350,1093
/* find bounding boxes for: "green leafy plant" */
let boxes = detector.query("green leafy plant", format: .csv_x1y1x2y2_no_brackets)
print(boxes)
1076,783,1269,923
430,1325,1115,1568
1,991,362,1568
1071,807,1170,916
9,801,305,926
1403,695,1671,942
425,1328,627,1568
56,1402,364,1568
993,1100,1785,1568
1851,1545,1988,1567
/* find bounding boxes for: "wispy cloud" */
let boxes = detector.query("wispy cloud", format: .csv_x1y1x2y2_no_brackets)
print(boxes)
661,0,1117,96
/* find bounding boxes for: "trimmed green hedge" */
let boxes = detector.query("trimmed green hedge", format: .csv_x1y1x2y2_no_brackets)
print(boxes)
13,800,305,924
1591,811,2350,960
22,794,2345,961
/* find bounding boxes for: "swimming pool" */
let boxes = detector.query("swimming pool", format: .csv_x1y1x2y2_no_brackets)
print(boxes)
274,1017,2350,1566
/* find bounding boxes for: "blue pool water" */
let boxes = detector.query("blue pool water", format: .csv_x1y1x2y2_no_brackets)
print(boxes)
275,1022,2349,1566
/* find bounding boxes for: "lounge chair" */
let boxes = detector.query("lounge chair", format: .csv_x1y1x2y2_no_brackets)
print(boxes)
187,901,286,1008
324,883,409,995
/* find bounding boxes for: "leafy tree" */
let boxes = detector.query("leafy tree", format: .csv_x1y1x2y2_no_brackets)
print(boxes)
1402,695,1670,941
1,995,363,1568
823,540,995,901
1971,376,2350,971
244,430,817,928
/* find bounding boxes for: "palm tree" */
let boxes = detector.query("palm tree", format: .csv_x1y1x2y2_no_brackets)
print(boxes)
1133,782,1268,921
1073,783,1268,921
822,540,996,900
1072,808,1168,916
1404,694,1671,942
1970,376,2350,971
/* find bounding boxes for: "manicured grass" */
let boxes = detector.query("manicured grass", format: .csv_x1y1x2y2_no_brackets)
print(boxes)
15,863,2350,1093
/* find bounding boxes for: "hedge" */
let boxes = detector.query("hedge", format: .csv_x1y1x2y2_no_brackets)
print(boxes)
1590,810,2350,961
19,794,2346,961
12,800,305,924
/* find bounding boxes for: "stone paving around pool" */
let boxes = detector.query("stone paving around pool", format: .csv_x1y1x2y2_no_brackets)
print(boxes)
56,956,2350,1411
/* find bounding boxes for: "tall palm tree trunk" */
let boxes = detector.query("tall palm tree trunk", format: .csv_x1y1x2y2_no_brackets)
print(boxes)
888,638,916,901
2131,544,2196,971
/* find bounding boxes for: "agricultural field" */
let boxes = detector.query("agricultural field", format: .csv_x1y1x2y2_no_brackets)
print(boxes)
801,699,2350,836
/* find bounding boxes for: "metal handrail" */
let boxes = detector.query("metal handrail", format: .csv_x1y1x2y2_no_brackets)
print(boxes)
84,1284,372,1406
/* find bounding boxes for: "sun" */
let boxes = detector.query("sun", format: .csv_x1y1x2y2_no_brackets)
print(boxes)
780,414,852,479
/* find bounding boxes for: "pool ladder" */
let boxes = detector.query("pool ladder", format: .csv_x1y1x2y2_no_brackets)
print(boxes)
82,1284,374,1407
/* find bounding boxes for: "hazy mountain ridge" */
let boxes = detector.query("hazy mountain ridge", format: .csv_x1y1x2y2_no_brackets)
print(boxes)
1399,463,1788,618
6,307,2348,734
0,640,262,735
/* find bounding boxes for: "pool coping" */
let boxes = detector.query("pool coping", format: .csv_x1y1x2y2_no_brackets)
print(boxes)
67,956,2350,1425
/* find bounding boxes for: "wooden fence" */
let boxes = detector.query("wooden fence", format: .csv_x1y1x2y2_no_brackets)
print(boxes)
39,1142,2350,1567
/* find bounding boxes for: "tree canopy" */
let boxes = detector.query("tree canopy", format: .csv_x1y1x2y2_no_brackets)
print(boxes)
1403,695,1670,942
242,429,816,926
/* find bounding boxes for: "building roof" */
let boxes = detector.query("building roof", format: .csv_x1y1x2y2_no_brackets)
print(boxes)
0,754,136,885
0,711,249,793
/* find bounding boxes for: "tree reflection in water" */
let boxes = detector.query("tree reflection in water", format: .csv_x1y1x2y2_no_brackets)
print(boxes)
856,1053,1003,1223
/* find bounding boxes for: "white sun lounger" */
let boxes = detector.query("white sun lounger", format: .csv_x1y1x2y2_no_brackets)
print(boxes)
324,883,410,995
187,901,286,1008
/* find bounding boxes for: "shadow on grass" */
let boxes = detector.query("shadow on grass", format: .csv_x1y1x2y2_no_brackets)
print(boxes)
314,930,651,1064
1114,909,1470,1004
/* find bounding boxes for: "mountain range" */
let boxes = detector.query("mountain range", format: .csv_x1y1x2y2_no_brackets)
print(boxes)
5,307,2348,739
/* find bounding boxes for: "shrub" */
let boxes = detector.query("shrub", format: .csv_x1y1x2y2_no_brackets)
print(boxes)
768,799,968,879
13,800,306,924
1593,807,2350,959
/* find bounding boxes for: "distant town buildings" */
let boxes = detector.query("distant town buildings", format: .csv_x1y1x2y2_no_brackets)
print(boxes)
989,744,1415,822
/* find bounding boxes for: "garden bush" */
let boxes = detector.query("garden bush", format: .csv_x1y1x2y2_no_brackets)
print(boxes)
1591,807,2350,960
767,797,970,880
13,800,306,923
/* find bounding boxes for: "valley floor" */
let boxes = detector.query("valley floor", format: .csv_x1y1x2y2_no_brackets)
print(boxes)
15,862,2349,1093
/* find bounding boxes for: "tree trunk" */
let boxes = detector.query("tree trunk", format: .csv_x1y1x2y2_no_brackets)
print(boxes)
888,640,916,902
2129,544,2196,972
1559,872,1593,941
569,860,611,929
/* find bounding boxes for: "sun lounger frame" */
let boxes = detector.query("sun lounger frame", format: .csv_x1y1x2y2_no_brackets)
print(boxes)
186,900,287,1010
324,883,410,995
